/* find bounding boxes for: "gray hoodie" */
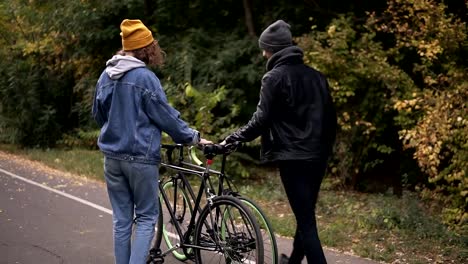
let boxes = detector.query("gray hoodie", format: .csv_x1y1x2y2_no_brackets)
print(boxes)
105,55,146,80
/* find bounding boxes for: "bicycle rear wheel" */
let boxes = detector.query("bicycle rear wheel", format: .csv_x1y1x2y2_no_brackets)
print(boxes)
194,195,264,264
161,180,193,261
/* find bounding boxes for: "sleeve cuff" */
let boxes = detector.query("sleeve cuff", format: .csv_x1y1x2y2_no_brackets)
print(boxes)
191,130,200,145
225,135,236,144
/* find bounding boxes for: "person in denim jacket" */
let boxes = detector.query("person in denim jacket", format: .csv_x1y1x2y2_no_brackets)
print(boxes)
92,19,211,264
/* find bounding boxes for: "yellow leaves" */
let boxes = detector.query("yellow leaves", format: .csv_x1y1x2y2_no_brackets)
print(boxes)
355,120,376,135
442,207,468,227
327,25,336,37
21,30,65,57
342,111,350,121
399,129,413,143
337,111,377,135
337,112,352,131
374,0,464,69
417,40,443,60
398,87,467,224
423,76,438,86
444,170,465,183
184,83,200,98
394,98,422,112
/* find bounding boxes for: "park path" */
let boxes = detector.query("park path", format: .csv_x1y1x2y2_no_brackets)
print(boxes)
0,150,381,264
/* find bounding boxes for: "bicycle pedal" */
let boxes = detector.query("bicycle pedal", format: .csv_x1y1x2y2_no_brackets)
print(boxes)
146,248,164,264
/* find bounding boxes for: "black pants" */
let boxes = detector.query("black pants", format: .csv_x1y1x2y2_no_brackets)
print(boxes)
279,159,328,264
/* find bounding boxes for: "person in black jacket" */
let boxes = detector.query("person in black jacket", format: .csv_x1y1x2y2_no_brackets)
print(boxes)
222,20,337,264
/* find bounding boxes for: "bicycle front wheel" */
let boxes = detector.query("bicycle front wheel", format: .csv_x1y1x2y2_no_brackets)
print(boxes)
194,195,264,264
161,180,193,261
152,199,164,249
239,197,278,264
147,200,164,264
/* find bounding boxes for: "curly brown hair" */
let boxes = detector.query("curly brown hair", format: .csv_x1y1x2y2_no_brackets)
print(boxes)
117,40,165,67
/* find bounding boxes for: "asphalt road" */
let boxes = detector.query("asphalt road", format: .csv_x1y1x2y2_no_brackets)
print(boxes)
0,151,380,264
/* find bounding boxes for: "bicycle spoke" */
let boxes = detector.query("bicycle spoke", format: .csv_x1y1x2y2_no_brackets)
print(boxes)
161,180,193,260
194,196,263,264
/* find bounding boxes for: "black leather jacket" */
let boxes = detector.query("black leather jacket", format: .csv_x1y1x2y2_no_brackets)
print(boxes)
225,46,337,162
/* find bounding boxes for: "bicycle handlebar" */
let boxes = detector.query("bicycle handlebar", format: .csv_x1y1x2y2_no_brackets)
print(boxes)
190,142,241,164
161,142,241,166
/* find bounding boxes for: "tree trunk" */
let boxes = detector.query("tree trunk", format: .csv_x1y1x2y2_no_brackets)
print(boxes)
145,0,155,19
242,0,256,37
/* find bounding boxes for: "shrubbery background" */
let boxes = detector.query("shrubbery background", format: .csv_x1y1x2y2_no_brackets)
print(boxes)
0,0,466,229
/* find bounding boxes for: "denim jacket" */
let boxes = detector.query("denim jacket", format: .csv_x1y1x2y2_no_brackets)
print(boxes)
92,55,199,164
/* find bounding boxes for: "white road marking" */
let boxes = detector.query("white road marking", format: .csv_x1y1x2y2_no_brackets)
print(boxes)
0,167,259,264
0,167,113,215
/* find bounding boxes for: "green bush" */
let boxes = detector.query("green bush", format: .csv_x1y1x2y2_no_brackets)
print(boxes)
371,0,468,227
58,129,100,149
0,0,113,146
298,16,416,192
298,0,467,226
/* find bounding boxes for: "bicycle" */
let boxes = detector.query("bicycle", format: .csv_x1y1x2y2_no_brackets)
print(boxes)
153,143,278,264
147,143,264,264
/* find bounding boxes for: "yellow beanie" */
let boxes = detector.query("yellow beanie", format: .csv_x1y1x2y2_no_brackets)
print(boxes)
120,19,154,51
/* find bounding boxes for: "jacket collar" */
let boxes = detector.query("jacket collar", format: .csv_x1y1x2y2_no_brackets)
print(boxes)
266,46,304,71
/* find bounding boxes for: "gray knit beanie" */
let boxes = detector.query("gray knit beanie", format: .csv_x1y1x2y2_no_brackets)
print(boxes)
258,20,292,53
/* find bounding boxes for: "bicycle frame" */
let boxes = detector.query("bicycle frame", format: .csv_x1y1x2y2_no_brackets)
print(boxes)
184,146,238,197
158,144,277,264
158,145,222,254
161,144,233,203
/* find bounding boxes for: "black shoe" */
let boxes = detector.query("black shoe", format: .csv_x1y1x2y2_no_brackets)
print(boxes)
280,254,290,264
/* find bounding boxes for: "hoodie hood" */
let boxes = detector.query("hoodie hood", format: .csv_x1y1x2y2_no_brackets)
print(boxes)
105,55,146,79
266,45,304,71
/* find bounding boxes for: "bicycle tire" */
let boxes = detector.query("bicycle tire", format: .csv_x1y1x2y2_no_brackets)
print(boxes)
161,180,193,261
193,195,264,264
239,197,278,264
147,201,164,263
152,200,164,249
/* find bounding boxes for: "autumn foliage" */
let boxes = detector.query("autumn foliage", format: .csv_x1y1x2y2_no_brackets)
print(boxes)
0,0,466,227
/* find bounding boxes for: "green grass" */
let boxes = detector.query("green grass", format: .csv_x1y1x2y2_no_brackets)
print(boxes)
236,169,468,263
0,144,104,181
1,145,466,263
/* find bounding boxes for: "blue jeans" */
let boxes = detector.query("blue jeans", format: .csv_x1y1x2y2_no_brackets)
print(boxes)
104,157,159,264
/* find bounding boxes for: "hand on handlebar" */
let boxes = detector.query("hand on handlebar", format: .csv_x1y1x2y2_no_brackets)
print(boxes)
191,141,241,161
199,138,213,145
